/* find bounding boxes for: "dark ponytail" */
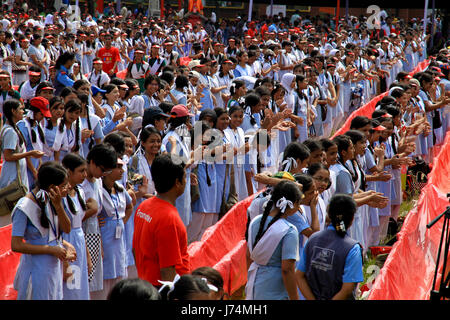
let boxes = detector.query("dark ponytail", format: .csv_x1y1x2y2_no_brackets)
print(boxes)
77,93,95,150
27,106,46,144
62,153,88,215
328,194,357,237
333,135,357,182
35,162,68,229
252,180,302,249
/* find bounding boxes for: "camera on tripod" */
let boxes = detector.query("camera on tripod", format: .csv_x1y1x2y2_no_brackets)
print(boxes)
427,193,450,300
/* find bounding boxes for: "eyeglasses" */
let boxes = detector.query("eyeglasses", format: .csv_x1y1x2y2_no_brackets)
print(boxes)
99,166,113,175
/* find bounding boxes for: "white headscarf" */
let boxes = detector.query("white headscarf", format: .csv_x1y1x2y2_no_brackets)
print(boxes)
280,73,296,93
280,73,297,113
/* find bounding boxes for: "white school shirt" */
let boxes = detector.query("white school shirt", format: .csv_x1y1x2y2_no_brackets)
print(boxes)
88,70,110,87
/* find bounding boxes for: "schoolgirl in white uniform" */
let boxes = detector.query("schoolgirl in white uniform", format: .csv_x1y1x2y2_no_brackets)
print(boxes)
17,97,49,190
98,157,133,300
81,144,118,300
61,153,90,300
77,92,104,159
162,105,194,227
101,84,126,136
88,59,110,88
246,180,302,300
189,119,219,243
42,97,66,163
58,100,83,162
224,105,249,202
11,162,75,300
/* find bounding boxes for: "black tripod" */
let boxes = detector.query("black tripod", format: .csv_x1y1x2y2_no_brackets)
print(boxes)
427,193,450,300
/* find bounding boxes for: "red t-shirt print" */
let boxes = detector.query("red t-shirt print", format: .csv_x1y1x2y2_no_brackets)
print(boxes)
133,197,191,286
97,47,120,74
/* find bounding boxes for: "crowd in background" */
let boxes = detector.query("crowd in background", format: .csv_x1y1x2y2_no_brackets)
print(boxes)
0,3,449,300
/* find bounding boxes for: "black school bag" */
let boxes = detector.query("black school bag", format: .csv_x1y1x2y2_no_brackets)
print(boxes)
405,156,430,197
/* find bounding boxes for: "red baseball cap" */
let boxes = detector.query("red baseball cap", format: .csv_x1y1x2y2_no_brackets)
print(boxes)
30,97,51,117
41,86,55,91
171,104,194,117
372,125,387,131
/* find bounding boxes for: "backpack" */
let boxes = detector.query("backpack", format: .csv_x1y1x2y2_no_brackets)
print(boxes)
405,156,430,198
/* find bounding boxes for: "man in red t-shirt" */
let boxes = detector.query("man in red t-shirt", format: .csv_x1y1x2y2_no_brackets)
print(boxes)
96,33,121,76
133,153,190,287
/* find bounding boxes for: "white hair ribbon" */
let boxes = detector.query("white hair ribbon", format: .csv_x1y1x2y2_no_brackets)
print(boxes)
158,274,181,294
35,190,50,203
276,197,294,213
281,157,298,173
26,110,34,120
201,278,218,292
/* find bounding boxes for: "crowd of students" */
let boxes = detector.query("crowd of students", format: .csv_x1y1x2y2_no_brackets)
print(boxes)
0,5,449,300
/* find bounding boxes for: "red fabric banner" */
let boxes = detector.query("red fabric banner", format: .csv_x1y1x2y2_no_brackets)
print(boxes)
369,131,450,300
0,224,19,300
332,59,430,139
188,195,255,295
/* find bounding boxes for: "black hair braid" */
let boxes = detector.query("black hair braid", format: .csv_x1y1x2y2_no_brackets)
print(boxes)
46,117,54,130
65,193,77,215
337,155,357,183
351,159,366,191
58,114,65,133
218,64,225,78
38,196,50,229
85,105,95,150
102,179,124,196
37,122,45,144
253,202,285,250
75,185,87,211
28,117,38,143
73,118,81,152
11,122,26,147
390,134,398,155
252,199,273,250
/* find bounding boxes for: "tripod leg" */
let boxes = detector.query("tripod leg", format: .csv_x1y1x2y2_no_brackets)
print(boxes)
438,217,450,299
431,215,447,295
